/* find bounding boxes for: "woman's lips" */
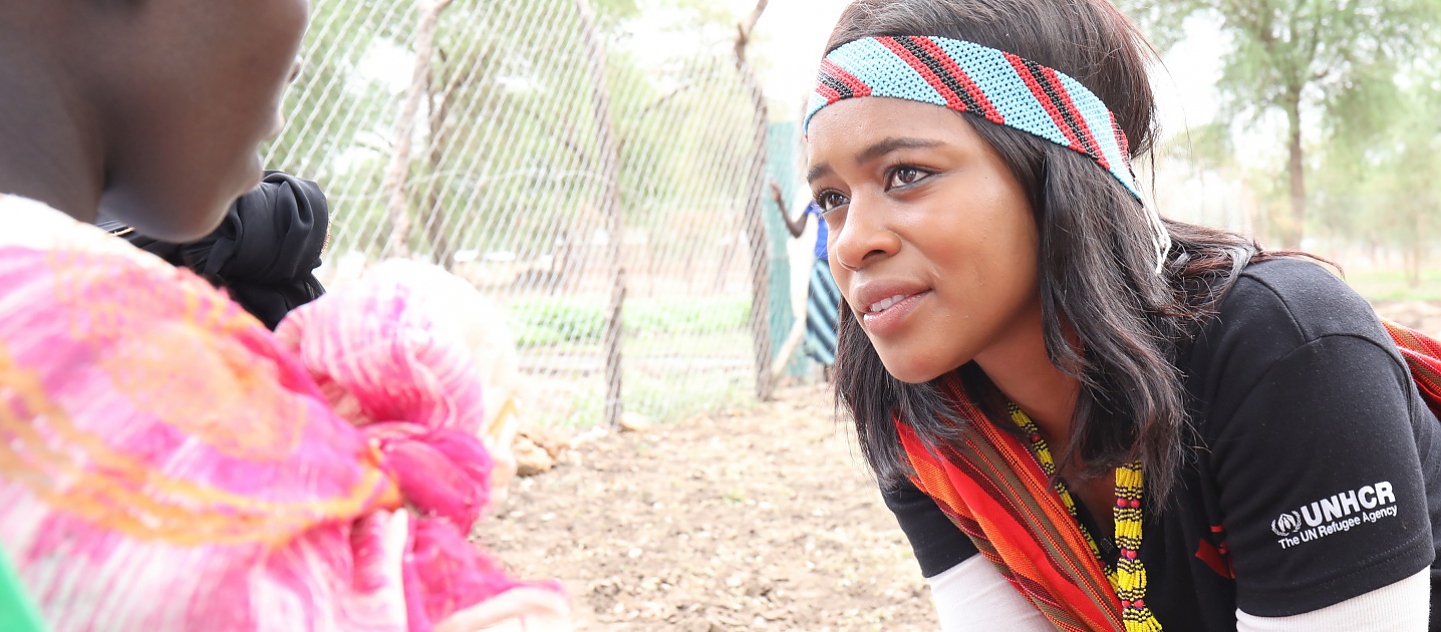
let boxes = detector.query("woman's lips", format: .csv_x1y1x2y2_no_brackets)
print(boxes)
860,290,930,335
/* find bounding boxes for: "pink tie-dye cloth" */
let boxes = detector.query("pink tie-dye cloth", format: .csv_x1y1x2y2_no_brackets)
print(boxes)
0,195,559,631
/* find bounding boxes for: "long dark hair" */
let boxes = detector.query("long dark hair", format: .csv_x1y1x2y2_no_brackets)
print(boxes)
827,0,1276,507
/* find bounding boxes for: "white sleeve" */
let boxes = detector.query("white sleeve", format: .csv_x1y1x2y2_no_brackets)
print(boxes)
929,556,1060,632
1236,569,1430,632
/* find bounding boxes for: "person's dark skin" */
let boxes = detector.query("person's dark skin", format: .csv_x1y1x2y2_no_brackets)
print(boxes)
0,0,308,242
771,180,812,239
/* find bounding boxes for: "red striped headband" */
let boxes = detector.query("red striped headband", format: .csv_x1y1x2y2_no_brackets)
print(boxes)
806,36,1171,272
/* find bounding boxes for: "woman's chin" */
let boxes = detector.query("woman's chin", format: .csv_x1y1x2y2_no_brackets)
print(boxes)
98,187,221,243
234,153,266,197
876,355,950,385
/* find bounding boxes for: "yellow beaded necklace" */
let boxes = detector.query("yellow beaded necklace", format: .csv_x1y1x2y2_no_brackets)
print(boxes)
1008,405,1163,632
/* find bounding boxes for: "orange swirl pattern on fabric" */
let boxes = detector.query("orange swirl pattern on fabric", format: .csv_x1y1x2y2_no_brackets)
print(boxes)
50,248,311,460
1,249,400,549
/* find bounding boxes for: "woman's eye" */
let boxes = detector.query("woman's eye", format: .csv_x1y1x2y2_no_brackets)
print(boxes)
888,167,929,189
816,191,848,213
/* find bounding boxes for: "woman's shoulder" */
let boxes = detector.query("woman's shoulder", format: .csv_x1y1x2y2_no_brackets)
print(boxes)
1194,257,1393,366
1176,256,1439,618
1183,256,1406,422
0,194,172,267
1222,257,1382,340
0,194,266,340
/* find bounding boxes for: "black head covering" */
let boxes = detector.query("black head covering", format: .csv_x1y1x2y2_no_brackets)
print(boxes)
98,171,330,329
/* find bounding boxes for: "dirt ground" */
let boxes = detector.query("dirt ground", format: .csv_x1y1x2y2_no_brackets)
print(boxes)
478,384,937,632
1373,300,1441,338
476,300,1441,631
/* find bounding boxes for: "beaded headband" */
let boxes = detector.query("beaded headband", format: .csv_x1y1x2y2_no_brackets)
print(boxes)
805,36,1171,273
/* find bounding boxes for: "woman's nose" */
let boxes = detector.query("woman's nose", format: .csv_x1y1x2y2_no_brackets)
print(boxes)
829,193,900,272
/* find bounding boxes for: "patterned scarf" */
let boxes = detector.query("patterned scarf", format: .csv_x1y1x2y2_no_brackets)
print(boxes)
897,372,1125,632
1385,319,1441,420
898,321,1441,632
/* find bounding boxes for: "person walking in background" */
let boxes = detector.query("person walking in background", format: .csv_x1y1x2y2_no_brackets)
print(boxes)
0,0,570,629
806,0,1441,629
772,182,842,379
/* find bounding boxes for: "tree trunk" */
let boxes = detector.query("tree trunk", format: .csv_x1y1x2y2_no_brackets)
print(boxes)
735,0,775,402
574,0,626,429
424,54,459,271
383,0,454,259
1283,94,1306,250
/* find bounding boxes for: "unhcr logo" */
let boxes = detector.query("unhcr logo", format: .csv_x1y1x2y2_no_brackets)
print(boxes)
1270,511,1303,537
1273,482,1398,549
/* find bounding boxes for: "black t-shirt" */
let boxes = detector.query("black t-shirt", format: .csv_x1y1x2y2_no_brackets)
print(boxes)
884,258,1441,630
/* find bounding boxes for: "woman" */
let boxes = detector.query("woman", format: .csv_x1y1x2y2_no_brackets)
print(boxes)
771,182,842,374
804,1,1440,630
0,1,566,630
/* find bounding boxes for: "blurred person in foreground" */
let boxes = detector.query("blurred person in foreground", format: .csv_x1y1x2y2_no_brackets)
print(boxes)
0,0,569,630
100,170,330,330
806,0,1441,629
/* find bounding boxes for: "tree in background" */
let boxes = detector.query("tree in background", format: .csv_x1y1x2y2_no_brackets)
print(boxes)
1122,0,1439,249
1313,59,1441,287
258,0,784,427
267,0,758,274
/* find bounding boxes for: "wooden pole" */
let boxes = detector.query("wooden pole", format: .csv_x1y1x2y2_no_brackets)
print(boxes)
735,0,775,401
383,0,454,258
575,0,626,428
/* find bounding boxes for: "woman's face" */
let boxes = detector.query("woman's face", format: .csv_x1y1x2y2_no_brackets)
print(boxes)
92,0,309,242
806,98,1042,384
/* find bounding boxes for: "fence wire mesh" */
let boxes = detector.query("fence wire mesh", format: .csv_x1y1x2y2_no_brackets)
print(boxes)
265,0,788,429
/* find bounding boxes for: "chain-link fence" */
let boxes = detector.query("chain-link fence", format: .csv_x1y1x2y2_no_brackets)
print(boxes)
265,0,804,429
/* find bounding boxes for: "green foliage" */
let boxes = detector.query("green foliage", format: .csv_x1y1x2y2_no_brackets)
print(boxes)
1121,0,1441,253
1117,0,1204,50
650,0,739,38
419,0,752,263
1312,64,1441,282
1345,269,1441,301
1122,0,1436,122
511,297,606,347
260,0,778,427
510,296,751,347
627,296,751,336
265,0,758,264
267,0,406,176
